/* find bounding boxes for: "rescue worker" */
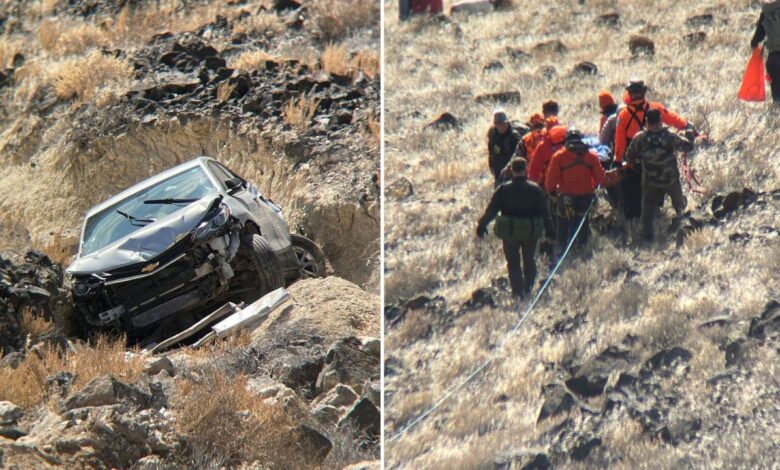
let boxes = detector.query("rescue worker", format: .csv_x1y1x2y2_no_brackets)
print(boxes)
545,129,605,256
529,125,567,190
751,0,780,102
597,90,624,209
487,109,522,187
599,91,631,148
598,90,618,133
518,113,547,159
614,79,694,220
625,109,694,242
477,158,554,298
542,100,561,129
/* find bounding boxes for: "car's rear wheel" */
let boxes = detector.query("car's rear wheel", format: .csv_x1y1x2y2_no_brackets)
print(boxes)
291,234,326,279
248,234,284,294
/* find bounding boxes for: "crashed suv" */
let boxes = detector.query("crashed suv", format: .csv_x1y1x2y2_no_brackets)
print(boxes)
67,157,325,336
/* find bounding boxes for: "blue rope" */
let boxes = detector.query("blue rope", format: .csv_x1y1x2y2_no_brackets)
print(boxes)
388,193,598,443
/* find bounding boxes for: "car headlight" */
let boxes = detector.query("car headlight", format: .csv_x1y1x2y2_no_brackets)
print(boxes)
192,204,231,242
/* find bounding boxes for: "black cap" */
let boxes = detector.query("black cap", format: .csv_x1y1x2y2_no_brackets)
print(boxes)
626,78,647,93
565,128,584,144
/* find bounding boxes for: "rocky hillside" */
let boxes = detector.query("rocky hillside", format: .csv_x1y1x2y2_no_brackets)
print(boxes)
0,253,381,468
0,0,380,468
384,0,779,468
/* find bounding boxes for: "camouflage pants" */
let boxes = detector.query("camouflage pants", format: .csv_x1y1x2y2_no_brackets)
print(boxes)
641,180,687,240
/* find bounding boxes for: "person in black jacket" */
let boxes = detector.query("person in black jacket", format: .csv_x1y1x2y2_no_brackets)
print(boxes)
487,110,521,187
751,1,780,102
477,158,554,298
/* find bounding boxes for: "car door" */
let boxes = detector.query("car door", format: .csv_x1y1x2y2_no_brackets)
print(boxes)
206,161,292,252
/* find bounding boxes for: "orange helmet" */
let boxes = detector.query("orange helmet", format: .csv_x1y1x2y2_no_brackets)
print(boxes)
598,90,615,109
529,113,545,127
548,125,567,144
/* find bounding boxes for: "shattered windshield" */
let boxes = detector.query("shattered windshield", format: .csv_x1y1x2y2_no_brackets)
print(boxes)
80,165,218,256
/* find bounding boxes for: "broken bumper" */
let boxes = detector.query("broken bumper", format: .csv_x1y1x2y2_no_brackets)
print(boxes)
73,233,238,329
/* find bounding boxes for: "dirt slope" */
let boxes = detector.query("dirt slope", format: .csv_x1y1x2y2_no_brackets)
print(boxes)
384,0,779,468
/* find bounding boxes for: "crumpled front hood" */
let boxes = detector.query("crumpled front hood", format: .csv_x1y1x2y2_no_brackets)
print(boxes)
67,195,220,275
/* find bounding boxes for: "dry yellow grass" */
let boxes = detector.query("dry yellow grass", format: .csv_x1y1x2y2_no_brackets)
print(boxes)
309,0,380,42
283,94,321,130
48,50,133,105
322,45,380,78
173,371,313,468
0,335,143,408
216,81,237,103
384,0,780,467
43,229,76,265
20,308,54,337
50,51,133,106
39,19,109,56
351,49,380,78
322,43,350,76
231,10,285,36
230,49,277,72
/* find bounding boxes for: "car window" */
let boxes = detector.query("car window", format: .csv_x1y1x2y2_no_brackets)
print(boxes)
208,161,242,188
81,166,219,256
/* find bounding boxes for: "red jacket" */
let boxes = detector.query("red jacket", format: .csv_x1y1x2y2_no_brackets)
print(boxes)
545,147,606,196
545,116,561,130
529,126,567,189
614,99,688,162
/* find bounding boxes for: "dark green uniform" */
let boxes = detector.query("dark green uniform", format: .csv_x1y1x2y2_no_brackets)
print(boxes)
477,176,554,296
487,126,521,186
625,127,693,240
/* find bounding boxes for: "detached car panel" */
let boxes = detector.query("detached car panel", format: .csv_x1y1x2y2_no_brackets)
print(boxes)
66,157,317,334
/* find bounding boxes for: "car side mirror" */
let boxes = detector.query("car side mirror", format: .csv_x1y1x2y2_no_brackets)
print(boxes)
225,177,244,193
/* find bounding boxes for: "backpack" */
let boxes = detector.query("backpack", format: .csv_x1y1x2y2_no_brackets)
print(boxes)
560,151,594,172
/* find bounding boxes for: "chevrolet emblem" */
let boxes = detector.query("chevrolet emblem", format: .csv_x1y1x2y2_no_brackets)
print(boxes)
141,261,159,273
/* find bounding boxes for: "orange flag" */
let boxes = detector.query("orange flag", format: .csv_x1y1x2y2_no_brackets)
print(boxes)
738,47,766,102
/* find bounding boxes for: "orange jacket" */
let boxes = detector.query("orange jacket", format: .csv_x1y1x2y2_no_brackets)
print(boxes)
522,128,547,159
529,126,566,189
545,116,561,130
614,99,688,162
545,147,606,196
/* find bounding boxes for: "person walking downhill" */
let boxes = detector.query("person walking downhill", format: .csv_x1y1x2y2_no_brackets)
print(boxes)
545,129,605,257
625,109,694,242
487,110,522,187
476,158,554,299
751,0,780,103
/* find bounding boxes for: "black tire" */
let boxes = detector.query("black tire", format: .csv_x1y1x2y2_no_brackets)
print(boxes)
248,234,285,293
291,234,326,279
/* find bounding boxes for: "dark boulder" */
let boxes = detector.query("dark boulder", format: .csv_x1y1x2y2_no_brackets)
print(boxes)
629,36,655,57
339,397,380,437
537,384,575,422
747,300,780,340
475,91,522,104
425,112,461,130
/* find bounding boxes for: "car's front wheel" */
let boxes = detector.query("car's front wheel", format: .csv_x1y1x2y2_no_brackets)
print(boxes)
248,234,284,294
291,234,326,279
